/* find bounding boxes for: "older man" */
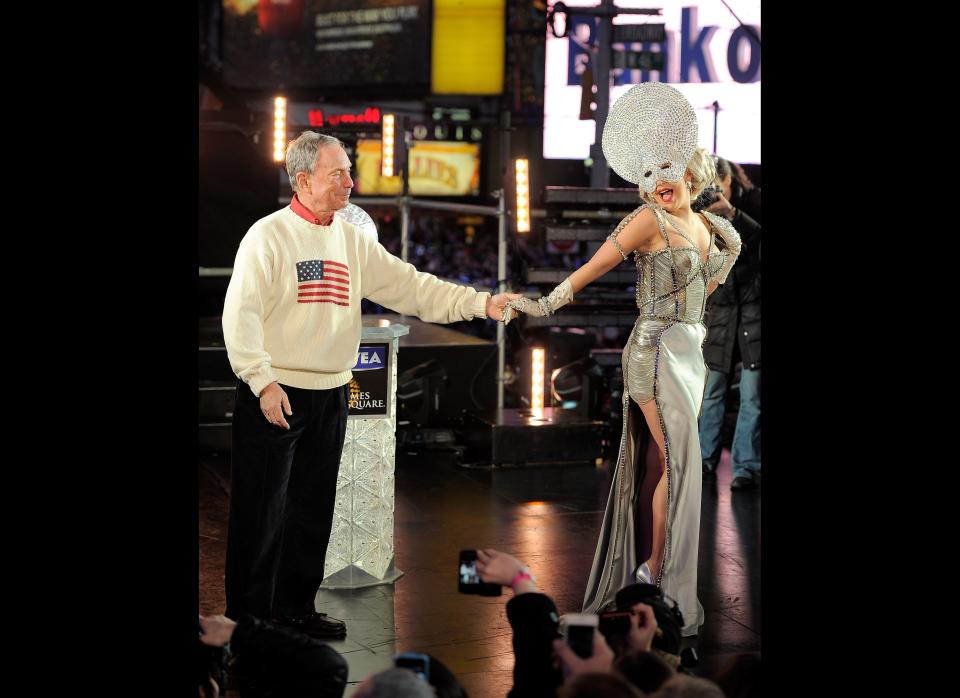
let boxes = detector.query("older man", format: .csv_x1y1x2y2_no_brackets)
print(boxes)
222,131,519,637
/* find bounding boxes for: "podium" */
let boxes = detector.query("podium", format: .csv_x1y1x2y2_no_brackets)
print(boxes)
320,320,410,589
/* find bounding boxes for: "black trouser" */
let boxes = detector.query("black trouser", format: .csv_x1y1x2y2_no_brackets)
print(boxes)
226,381,349,620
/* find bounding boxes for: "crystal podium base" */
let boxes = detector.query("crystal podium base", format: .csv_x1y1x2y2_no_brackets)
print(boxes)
320,321,409,590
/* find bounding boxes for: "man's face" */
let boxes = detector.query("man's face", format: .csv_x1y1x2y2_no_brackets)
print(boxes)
300,145,353,212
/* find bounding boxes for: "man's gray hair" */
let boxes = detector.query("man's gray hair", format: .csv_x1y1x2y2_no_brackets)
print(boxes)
285,131,345,192
353,668,434,698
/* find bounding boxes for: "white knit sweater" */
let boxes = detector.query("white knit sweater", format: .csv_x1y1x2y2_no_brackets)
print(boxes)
223,206,490,395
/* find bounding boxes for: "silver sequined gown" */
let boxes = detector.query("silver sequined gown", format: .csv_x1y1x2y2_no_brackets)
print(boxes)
581,204,741,637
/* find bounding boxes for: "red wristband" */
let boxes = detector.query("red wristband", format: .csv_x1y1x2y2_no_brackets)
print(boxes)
511,570,533,588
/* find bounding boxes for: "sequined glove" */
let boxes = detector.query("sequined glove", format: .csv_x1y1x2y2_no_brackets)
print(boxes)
503,278,573,322
702,212,742,285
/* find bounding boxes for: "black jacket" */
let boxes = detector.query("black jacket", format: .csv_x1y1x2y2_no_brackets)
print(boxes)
703,186,761,372
231,616,348,698
506,592,563,698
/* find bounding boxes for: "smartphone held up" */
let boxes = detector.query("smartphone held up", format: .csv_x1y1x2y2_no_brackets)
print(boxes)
457,549,502,596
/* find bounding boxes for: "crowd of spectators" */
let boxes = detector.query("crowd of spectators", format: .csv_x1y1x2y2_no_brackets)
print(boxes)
199,547,758,698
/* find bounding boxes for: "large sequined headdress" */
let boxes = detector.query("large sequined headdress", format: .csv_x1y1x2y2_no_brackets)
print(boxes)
339,203,379,240
602,82,698,194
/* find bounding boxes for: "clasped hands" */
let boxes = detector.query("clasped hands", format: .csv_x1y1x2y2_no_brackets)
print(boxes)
494,278,574,325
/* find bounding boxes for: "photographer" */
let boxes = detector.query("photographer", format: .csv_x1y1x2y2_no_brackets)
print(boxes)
696,157,762,491
604,585,677,693
475,549,664,698
475,549,563,698
199,613,348,698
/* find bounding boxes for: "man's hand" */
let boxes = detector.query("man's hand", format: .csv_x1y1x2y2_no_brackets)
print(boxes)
199,614,237,648
486,292,524,322
706,193,736,221
553,632,614,681
259,382,293,429
626,603,658,653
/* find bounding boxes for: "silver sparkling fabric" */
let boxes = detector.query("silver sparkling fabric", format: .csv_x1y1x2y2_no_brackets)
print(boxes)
700,211,742,284
602,83,698,194
339,203,379,240
582,203,741,637
608,231,629,261
506,278,573,318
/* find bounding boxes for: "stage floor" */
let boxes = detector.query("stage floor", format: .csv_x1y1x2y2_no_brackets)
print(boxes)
199,449,760,696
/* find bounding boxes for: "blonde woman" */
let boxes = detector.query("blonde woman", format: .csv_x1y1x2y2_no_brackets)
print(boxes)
506,83,741,636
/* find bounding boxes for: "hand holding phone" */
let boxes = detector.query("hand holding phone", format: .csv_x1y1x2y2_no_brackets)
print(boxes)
476,549,534,591
598,610,632,642
553,617,614,682
564,613,598,659
458,550,502,596
627,603,657,653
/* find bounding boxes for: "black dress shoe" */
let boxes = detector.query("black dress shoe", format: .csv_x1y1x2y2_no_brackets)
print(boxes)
730,476,758,491
274,612,347,639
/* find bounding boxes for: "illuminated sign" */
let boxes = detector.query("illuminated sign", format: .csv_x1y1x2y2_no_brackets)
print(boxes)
308,107,381,127
411,123,483,142
223,0,431,90
432,0,505,95
408,142,481,196
545,0,761,164
355,140,480,196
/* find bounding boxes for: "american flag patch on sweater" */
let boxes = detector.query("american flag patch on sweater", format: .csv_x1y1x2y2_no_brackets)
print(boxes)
296,259,350,307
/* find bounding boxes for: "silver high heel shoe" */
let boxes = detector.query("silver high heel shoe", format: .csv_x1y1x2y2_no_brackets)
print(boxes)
635,562,653,584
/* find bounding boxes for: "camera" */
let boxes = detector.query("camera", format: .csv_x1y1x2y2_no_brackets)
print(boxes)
457,550,502,596
564,613,598,659
395,652,431,682
693,183,722,212
598,610,632,641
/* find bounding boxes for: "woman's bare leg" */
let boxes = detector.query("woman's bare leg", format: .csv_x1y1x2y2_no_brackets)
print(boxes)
637,398,667,582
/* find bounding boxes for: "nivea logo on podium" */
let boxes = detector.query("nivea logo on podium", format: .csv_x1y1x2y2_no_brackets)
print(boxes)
354,346,387,371
349,342,390,418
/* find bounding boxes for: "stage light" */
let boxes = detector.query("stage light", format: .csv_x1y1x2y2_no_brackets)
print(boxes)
515,158,530,233
382,114,396,177
273,96,287,162
531,347,545,411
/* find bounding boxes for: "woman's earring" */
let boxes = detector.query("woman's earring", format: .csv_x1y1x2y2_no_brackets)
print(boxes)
685,181,693,192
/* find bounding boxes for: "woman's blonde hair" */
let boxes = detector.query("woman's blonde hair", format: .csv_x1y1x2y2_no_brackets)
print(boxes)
639,147,717,204
686,147,717,198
